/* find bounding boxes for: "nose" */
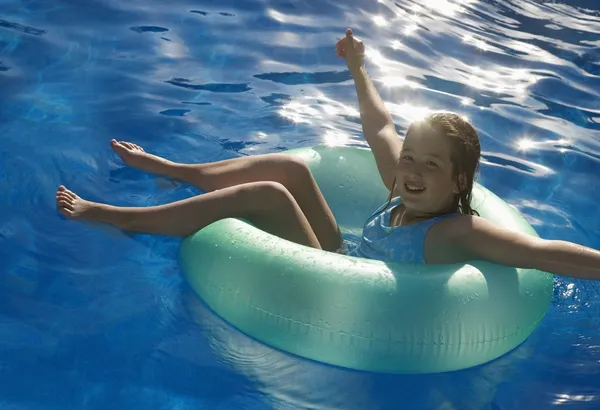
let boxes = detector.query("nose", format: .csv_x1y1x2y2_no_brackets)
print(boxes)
406,161,424,178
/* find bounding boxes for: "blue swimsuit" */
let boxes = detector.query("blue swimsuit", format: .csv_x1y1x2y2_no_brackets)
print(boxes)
346,197,458,264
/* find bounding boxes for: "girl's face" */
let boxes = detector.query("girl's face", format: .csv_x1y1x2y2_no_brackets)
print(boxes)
395,128,461,215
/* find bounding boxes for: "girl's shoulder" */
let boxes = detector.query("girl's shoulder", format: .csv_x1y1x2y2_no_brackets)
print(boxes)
424,213,485,264
427,213,492,248
428,213,513,251
433,213,485,235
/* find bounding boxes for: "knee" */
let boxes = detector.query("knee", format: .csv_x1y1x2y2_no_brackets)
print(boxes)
276,155,313,185
241,181,294,212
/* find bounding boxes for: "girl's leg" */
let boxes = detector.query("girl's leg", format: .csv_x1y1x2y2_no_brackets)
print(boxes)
110,140,342,251
55,182,321,249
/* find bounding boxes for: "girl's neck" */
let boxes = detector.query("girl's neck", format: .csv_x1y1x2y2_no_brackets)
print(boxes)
398,208,429,226
395,204,457,226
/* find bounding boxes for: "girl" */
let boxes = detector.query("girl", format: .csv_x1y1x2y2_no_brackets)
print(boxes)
56,29,600,279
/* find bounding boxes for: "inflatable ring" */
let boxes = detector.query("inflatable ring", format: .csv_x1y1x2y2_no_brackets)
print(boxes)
179,145,554,374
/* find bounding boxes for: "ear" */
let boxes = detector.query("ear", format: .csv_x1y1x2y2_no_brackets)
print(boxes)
453,173,467,194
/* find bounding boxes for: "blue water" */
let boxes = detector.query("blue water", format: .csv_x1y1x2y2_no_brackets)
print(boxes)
2,0,600,408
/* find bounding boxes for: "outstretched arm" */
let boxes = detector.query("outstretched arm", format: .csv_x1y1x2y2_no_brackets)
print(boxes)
337,29,402,192
455,216,600,280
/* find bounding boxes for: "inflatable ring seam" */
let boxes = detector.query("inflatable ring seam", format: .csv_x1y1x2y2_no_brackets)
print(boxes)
249,302,545,346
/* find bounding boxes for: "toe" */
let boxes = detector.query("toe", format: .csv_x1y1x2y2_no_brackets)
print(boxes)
122,142,136,150
58,199,74,211
56,193,71,203
60,187,77,199
58,191,76,201
111,140,129,154
58,206,73,218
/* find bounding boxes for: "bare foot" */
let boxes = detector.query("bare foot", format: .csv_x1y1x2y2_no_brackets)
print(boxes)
55,185,98,220
110,139,177,175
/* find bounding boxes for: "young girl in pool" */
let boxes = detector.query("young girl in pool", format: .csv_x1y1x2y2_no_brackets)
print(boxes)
56,29,600,279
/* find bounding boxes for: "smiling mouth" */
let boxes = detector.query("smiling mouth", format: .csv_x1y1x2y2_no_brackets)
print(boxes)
404,183,426,193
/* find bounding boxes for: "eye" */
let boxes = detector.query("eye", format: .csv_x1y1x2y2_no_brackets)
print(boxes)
401,155,413,162
426,160,438,167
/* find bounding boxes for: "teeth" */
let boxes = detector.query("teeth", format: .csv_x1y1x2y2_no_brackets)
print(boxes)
406,184,425,191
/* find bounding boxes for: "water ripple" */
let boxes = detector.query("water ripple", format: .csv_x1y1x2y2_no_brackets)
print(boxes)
130,25,169,33
254,70,352,85
0,19,45,35
165,77,251,93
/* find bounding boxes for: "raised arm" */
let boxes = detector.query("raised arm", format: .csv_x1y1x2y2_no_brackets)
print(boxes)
454,215,600,280
337,29,402,192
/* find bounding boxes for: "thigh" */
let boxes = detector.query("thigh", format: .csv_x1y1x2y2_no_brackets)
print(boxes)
277,156,342,252
188,153,342,251
240,181,322,249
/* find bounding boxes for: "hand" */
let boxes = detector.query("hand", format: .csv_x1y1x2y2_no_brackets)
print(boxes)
336,28,365,73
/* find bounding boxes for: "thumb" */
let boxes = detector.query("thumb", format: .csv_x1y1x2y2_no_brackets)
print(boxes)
346,28,354,49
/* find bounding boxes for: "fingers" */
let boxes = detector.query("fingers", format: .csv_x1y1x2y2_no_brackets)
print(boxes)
336,37,345,57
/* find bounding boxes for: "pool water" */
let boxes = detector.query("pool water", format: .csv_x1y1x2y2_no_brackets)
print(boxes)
1,0,600,408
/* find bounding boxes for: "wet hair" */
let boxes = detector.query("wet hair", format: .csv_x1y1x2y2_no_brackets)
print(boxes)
387,112,481,216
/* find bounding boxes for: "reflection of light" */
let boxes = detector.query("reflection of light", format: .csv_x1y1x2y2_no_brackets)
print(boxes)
365,48,393,69
512,69,528,80
323,129,351,147
372,15,388,27
474,39,488,51
266,9,319,26
461,98,471,105
155,32,188,58
277,93,359,147
409,14,421,23
390,40,402,50
471,77,485,89
515,84,527,94
553,393,596,405
404,24,418,36
322,103,339,116
416,0,475,17
279,102,315,124
255,132,267,139
463,34,489,51
514,137,573,153
278,94,359,127
465,66,538,93
384,102,432,123
516,138,536,151
556,138,571,153
480,155,554,178
411,4,422,12
381,76,419,89
509,40,544,57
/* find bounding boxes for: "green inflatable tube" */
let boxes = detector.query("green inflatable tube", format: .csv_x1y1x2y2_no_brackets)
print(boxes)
178,145,554,374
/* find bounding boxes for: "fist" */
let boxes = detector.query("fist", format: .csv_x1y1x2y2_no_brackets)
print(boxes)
336,28,365,72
